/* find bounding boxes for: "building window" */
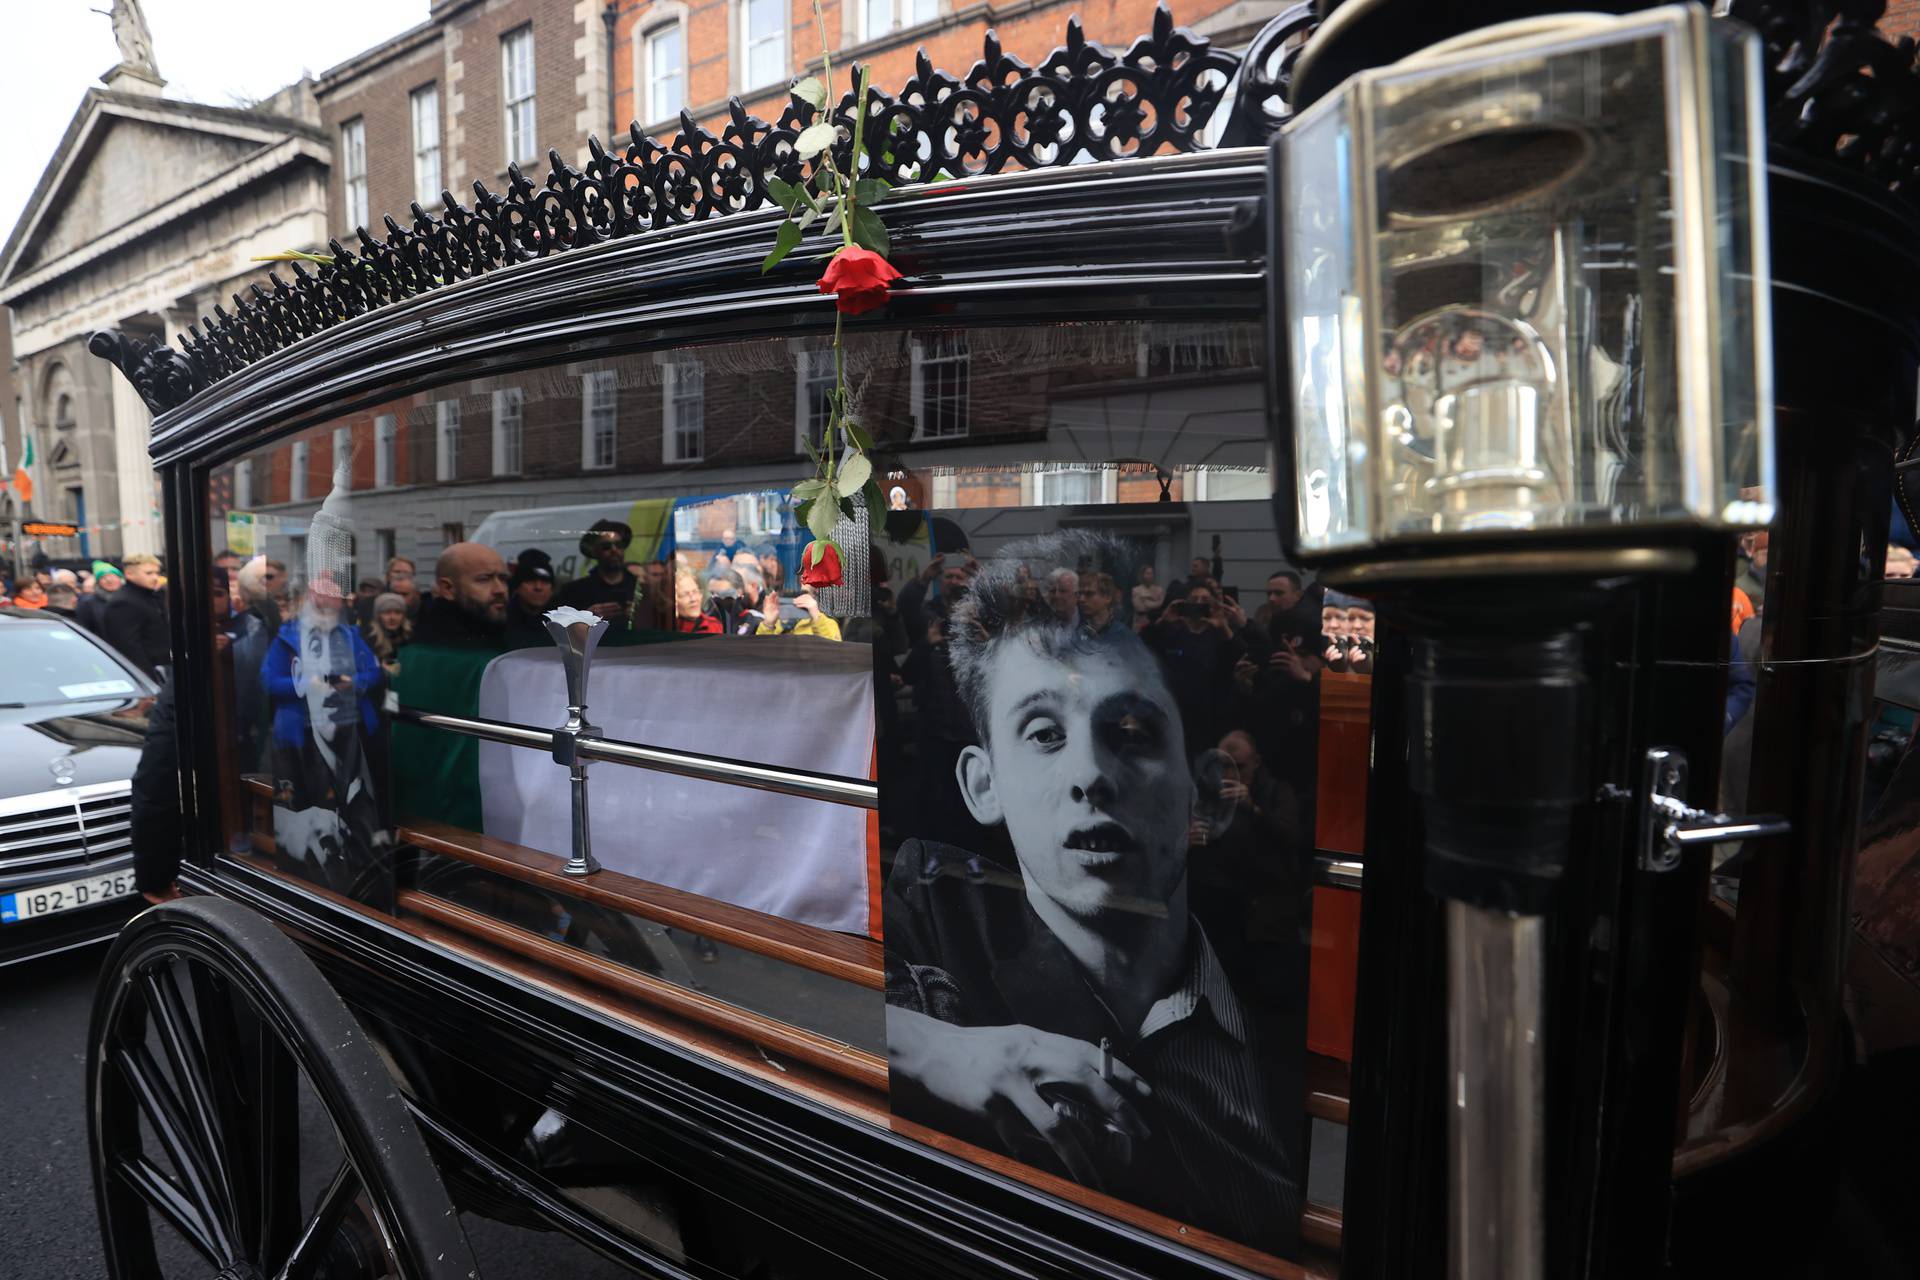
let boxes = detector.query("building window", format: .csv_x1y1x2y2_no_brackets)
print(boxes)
663,358,705,463
859,0,937,41
582,370,618,470
435,400,461,481
332,426,353,485
492,387,523,475
910,332,970,439
290,441,310,503
375,414,397,488
502,25,538,166
1035,462,1108,506
1142,322,1240,376
376,528,396,569
646,23,687,123
411,84,442,200
795,346,835,455
741,0,786,90
441,522,465,547
234,459,253,509
341,117,368,229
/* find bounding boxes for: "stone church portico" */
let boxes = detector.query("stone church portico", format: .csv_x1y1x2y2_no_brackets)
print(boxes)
0,56,328,562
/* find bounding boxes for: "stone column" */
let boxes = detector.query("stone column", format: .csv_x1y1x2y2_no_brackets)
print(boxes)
108,334,158,557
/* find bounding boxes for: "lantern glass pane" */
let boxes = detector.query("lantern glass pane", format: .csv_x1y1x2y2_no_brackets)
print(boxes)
1282,9,1772,554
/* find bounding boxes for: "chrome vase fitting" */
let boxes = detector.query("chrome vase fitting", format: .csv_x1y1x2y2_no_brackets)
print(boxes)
544,606,607,876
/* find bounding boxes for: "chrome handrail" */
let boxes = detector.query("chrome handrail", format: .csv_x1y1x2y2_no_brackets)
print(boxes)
395,706,878,811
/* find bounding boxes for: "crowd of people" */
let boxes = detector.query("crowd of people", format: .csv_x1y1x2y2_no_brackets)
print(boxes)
1,554,171,679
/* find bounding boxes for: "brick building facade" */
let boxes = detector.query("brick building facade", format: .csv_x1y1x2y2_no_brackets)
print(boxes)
312,0,610,245
609,0,1287,139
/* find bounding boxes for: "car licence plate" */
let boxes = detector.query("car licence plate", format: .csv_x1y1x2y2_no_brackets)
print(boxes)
1,870,137,923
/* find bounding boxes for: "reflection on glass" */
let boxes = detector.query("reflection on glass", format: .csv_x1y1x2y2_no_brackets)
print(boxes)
202,321,1368,1262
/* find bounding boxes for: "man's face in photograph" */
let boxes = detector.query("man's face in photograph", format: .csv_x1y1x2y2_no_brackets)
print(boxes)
959,636,1194,921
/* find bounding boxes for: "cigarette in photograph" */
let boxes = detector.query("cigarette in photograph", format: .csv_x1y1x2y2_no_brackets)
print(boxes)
1099,1036,1114,1081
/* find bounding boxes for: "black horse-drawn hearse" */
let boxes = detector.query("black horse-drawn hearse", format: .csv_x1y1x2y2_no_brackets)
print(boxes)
80,2,1920,1277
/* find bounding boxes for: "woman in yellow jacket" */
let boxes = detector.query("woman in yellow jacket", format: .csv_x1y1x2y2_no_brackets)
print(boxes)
754,588,842,641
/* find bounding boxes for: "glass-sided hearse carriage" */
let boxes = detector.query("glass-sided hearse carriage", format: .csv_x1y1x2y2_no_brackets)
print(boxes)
78,4,1920,1278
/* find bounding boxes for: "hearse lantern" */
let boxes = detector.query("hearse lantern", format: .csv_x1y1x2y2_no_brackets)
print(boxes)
1279,4,1774,555
1274,8,1779,1279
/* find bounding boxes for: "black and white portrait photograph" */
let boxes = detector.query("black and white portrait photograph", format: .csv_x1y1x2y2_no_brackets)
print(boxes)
879,525,1316,1258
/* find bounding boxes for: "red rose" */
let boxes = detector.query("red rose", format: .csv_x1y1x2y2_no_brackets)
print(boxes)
817,247,901,315
800,540,844,589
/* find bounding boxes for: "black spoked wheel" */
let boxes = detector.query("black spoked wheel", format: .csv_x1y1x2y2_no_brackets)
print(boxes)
87,896,479,1280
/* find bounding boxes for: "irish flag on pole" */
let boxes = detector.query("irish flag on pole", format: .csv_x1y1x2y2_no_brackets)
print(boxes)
12,433,32,504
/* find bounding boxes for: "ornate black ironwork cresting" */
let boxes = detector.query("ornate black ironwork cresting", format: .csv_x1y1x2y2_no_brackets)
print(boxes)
89,5,1252,416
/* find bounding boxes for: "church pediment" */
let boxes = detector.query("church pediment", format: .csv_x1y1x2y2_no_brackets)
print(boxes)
21,117,262,273
1,91,319,291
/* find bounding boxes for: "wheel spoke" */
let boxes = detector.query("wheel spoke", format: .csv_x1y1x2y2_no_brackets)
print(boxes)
251,1012,301,1268
276,1160,360,1280
109,1040,240,1262
112,1153,225,1268
140,961,239,1230
187,962,290,1264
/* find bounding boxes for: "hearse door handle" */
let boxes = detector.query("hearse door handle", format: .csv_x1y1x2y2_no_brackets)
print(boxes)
1639,747,1791,873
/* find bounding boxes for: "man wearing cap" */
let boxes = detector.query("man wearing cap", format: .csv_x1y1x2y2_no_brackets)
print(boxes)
77,560,123,634
555,519,644,630
102,554,170,680
505,557,556,641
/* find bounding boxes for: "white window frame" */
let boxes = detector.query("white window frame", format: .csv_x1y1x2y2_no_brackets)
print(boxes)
492,387,524,476
1034,462,1116,507
233,459,253,510
644,20,687,125
290,441,310,503
909,332,970,440
435,400,461,482
375,414,397,488
1189,465,1270,503
582,370,618,470
1140,321,1240,376
662,358,705,464
411,84,443,201
739,0,787,92
501,25,538,166
341,117,368,230
855,0,938,42
794,346,835,456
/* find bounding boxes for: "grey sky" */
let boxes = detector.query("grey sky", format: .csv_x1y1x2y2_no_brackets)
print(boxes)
0,0,427,252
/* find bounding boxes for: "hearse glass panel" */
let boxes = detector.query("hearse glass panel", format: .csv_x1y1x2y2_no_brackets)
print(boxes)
202,317,1362,1273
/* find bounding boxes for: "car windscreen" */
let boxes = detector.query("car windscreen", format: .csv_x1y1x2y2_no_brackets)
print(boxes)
0,623,141,706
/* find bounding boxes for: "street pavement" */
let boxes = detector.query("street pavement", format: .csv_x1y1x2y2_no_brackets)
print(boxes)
0,948,110,1278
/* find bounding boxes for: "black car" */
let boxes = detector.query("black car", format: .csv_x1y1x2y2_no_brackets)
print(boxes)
0,607,158,966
